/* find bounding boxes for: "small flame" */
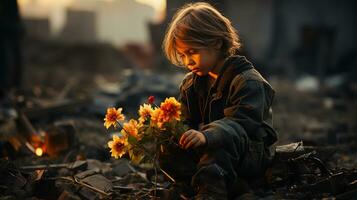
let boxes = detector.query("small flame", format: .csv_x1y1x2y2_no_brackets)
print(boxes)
35,148,43,156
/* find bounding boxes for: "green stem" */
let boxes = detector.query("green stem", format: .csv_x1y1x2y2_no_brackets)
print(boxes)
117,119,176,184
154,144,158,198
157,164,176,183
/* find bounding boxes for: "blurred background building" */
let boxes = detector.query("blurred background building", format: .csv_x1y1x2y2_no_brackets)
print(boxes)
14,0,356,76
1,0,356,96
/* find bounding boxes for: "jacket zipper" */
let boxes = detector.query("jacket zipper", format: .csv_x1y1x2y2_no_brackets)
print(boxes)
184,90,191,118
208,92,223,122
203,85,214,123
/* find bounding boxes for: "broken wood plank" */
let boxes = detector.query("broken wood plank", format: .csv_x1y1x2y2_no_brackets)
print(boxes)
20,160,87,171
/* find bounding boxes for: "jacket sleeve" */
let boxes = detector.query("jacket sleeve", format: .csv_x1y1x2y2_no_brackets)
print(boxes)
178,80,191,125
201,76,272,150
178,73,200,130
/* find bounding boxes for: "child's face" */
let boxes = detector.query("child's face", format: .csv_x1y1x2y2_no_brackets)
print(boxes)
175,40,222,76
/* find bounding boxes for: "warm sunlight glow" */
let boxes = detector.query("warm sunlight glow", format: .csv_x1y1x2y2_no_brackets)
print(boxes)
136,0,166,13
18,0,74,15
136,0,166,22
18,0,165,16
18,0,74,34
18,0,166,44
35,148,43,157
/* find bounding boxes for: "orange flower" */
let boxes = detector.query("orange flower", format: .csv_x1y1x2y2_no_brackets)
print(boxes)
160,97,181,122
122,119,141,138
151,108,165,129
104,107,125,129
138,103,153,123
108,135,127,158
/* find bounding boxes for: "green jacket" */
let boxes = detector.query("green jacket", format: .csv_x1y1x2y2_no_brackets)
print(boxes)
179,55,278,150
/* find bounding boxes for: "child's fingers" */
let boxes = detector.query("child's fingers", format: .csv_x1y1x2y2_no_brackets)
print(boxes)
184,132,196,144
179,129,193,145
180,129,206,149
179,131,189,145
184,136,199,149
179,131,187,145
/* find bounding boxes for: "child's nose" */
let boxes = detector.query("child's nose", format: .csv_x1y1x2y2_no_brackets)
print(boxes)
186,57,195,67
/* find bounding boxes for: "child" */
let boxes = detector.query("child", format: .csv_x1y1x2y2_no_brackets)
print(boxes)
162,2,278,199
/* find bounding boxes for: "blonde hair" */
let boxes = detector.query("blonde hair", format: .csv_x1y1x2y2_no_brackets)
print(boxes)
163,2,241,66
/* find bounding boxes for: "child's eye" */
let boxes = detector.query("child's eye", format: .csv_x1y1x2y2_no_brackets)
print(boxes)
188,49,196,54
178,53,184,59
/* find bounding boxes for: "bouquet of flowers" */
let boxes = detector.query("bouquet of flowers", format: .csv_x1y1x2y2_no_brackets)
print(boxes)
104,96,188,167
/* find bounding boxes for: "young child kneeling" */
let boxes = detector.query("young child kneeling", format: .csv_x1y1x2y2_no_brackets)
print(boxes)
161,2,278,199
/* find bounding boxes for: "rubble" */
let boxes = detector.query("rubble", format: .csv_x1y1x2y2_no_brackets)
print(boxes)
2,133,357,199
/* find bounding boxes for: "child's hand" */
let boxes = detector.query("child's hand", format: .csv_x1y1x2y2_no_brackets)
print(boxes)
179,129,206,149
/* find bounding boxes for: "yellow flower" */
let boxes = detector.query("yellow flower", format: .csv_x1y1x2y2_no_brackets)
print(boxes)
122,119,141,139
160,97,181,122
104,107,125,129
138,103,153,123
107,135,127,158
128,147,145,164
151,108,165,129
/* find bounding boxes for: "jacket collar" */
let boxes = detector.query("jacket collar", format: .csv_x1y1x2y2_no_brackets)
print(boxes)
181,55,254,93
215,55,254,93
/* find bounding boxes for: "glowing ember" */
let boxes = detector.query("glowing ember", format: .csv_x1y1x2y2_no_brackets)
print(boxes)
35,148,43,156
